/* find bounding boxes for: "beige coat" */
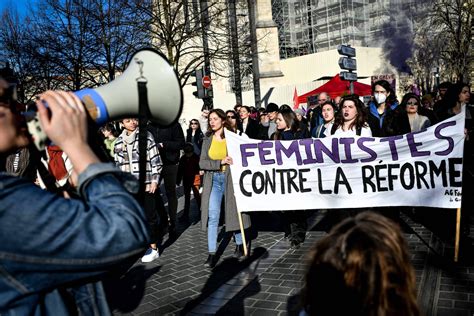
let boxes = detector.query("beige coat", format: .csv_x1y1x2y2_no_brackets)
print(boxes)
199,135,251,232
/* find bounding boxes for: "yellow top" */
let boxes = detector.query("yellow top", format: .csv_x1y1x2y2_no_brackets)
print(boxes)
209,137,227,171
208,137,227,161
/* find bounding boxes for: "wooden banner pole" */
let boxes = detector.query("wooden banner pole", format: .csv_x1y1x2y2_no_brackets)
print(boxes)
238,211,248,257
454,208,461,262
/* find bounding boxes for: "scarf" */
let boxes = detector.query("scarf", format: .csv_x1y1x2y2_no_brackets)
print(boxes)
122,128,138,145
408,113,428,132
47,145,68,181
121,128,138,168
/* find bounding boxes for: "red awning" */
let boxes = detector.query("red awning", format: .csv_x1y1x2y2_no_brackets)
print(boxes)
297,74,372,103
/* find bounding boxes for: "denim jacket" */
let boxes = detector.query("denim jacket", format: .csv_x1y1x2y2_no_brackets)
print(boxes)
0,163,150,315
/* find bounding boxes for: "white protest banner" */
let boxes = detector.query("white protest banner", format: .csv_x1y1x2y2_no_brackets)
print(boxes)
227,110,466,212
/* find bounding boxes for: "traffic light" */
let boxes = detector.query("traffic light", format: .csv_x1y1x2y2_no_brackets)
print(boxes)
192,68,205,99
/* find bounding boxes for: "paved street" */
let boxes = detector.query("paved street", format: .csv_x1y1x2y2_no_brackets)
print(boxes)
106,190,474,316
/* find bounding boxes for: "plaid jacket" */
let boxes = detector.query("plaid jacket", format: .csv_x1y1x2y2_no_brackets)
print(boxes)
114,129,161,184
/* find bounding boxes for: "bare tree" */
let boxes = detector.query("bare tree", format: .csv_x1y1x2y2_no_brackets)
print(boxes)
78,0,146,84
134,0,234,86
28,0,96,91
1,0,263,102
0,0,147,100
407,18,444,94
0,7,61,102
431,0,473,83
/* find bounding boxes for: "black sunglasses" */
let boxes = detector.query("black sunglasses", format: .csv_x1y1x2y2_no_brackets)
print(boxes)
227,115,236,119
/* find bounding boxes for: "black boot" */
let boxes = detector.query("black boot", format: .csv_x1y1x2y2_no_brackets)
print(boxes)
234,244,244,259
168,224,177,239
179,213,189,222
204,253,217,268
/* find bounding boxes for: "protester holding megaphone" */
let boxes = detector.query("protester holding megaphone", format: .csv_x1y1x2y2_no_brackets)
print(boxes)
0,89,150,315
0,48,184,314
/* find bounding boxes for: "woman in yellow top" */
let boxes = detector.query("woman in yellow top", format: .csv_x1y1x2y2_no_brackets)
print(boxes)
199,109,251,268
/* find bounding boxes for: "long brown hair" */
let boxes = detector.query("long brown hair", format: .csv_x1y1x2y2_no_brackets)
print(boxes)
206,108,231,137
225,109,242,133
301,211,420,316
273,109,298,140
333,94,368,132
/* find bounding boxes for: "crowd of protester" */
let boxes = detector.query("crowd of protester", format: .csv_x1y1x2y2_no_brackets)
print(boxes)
1,76,473,314
2,79,473,256
0,87,150,315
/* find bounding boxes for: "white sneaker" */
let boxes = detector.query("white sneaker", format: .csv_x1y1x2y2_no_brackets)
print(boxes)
141,248,159,263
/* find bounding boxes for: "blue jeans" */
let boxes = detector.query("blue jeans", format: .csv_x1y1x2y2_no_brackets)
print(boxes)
208,172,242,253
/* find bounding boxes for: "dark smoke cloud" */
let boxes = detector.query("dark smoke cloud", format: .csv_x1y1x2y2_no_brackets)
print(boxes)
381,13,413,74
380,0,433,74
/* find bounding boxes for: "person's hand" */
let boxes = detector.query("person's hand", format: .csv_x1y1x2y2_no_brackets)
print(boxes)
221,156,233,165
37,91,87,152
69,170,78,188
148,182,158,194
63,190,71,199
37,90,99,175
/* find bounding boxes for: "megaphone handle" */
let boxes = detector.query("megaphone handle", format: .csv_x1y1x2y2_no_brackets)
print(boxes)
137,81,151,200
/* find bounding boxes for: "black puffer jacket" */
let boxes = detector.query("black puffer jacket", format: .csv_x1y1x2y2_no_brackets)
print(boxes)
148,122,185,165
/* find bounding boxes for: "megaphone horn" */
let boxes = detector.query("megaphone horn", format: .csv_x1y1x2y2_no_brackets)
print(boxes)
76,48,183,126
